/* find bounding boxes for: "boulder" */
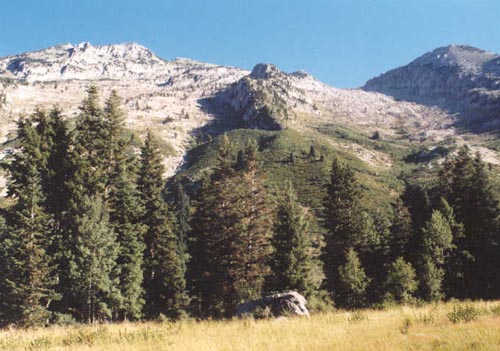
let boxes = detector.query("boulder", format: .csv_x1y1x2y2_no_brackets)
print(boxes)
236,291,310,318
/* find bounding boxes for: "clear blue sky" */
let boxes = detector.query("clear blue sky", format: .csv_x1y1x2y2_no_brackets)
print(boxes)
0,0,498,88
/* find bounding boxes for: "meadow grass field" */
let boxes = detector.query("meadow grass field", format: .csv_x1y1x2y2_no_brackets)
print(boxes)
1,300,499,351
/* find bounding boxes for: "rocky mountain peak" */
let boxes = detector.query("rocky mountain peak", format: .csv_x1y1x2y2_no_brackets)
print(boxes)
409,45,498,74
250,63,284,79
363,44,500,126
0,41,167,82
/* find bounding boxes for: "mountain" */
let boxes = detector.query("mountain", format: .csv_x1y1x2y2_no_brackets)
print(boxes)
0,42,248,175
363,45,500,129
1,42,500,201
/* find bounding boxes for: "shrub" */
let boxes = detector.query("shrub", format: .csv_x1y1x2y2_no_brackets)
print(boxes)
399,316,412,335
447,304,480,323
416,308,437,325
491,304,500,316
348,311,367,323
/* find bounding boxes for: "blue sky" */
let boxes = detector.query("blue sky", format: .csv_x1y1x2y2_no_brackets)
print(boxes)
0,0,498,87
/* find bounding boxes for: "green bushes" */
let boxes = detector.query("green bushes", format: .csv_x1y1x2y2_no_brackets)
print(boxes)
447,304,480,323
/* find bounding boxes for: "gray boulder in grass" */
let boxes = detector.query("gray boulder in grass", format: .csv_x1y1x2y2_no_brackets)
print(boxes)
236,291,310,318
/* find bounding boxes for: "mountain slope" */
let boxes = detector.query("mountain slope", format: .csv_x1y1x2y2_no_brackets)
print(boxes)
363,45,500,129
0,42,500,201
0,42,248,176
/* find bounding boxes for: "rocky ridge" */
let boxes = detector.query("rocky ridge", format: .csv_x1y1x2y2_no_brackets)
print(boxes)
363,45,500,126
0,42,499,190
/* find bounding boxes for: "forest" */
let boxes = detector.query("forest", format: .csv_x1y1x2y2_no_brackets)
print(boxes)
0,87,499,327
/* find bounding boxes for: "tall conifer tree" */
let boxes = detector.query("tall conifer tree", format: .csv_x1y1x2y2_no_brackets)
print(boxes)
4,117,59,326
69,195,120,323
139,132,187,319
190,137,272,317
269,181,320,298
322,157,364,304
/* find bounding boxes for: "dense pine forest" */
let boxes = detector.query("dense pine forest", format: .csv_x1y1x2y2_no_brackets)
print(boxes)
1,87,499,327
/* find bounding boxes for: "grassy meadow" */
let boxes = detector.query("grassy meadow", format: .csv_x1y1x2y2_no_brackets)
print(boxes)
1,300,499,351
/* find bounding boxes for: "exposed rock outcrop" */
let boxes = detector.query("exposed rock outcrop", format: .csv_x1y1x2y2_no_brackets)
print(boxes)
236,291,310,318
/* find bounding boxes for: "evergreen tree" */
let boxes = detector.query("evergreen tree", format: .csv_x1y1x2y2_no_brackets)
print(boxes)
102,89,146,320
103,90,126,156
421,210,453,267
233,140,273,305
269,182,321,298
108,156,146,320
468,153,500,298
322,157,364,303
0,214,13,325
437,147,500,298
438,199,468,298
139,132,187,319
43,108,72,223
4,117,59,326
190,136,272,317
337,248,369,309
67,86,109,201
171,183,192,276
358,211,388,303
69,195,120,323
388,198,413,262
189,134,239,317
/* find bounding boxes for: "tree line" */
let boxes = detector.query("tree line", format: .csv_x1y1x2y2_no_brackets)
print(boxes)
0,87,499,327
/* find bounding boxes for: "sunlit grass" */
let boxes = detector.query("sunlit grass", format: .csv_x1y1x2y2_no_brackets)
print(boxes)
1,300,499,351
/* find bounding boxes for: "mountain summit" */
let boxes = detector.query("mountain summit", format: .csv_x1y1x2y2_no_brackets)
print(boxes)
363,45,500,126
0,42,170,81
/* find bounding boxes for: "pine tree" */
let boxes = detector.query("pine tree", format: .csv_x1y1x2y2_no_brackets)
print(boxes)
421,210,453,267
4,117,59,326
67,86,109,201
43,108,72,222
190,136,272,317
337,248,369,309
358,211,388,303
171,183,192,276
103,90,126,154
189,135,238,316
69,195,120,323
139,132,187,319
269,182,321,298
108,156,146,320
438,199,467,298
437,147,500,298
101,89,147,320
233,139,273,306
0,214,13,325
322,157,364,303
389,198,413,262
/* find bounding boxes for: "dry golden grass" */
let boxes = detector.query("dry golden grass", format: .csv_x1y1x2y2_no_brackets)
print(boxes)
1,300,500,351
